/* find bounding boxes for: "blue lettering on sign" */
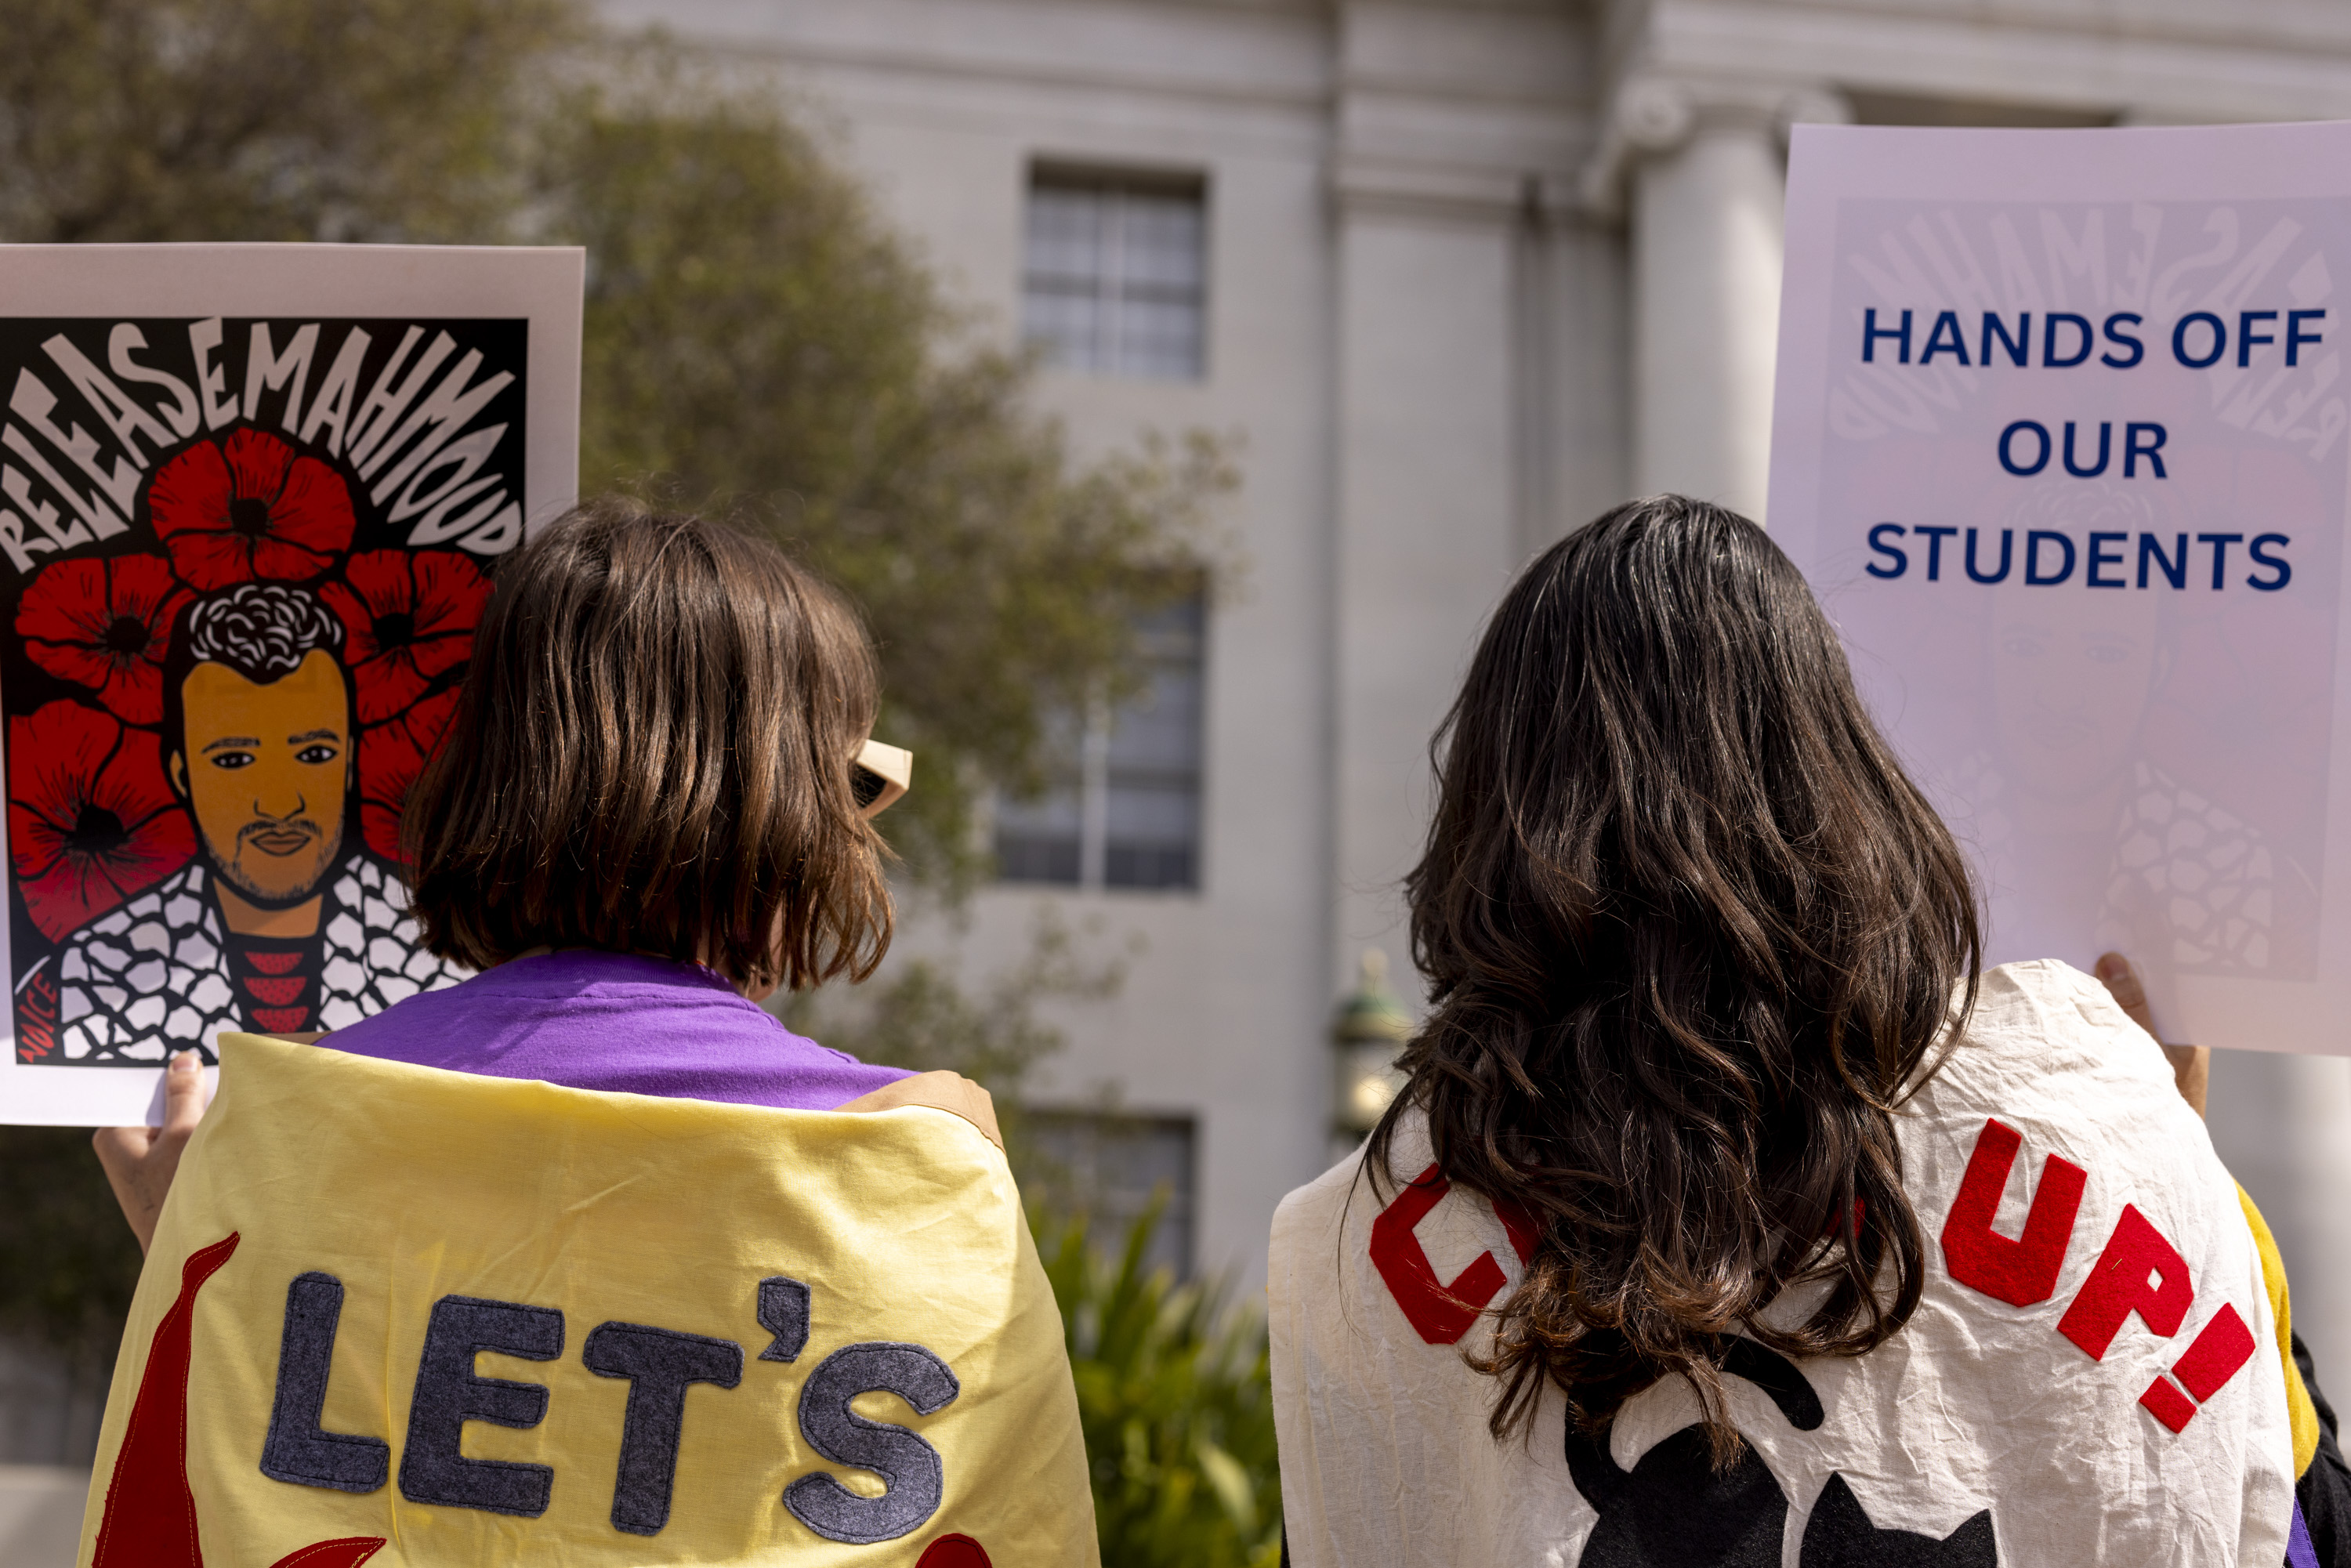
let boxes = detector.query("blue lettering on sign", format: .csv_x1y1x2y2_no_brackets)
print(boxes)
1859,526,2288,592
2173,312,2226,368
2139,533,2188,590
1999,421,2052,476
2239,310,2279,368
2288,310,2327,367
2198,532,2246,590
1919,311,1969,366
2044,313,2094,368
2100,313,2146,368
2062,422,2110,479
1982,313,2030,368
1866,523,1907,578
1965,528,2012,584
2249,534,2292,591
1997,420,2168,480
2085,533,2128,588
1842,299,2327,598
1858,308,2325,373
1862,309,1913,364
1915,525,1957,580
2026,531,2076,586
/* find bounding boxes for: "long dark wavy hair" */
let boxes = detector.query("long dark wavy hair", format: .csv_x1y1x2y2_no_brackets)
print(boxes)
1367,495,1980,1452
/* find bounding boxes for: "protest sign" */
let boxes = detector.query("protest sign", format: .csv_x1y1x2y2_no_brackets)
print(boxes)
1770,122,2351,1052
0,244,582,1124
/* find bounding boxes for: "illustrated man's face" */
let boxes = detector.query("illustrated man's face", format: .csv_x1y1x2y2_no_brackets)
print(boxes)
169,650,351,907
1989,583,2164,800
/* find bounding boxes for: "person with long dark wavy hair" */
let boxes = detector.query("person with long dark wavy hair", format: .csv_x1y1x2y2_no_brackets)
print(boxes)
1268,496,2348,1566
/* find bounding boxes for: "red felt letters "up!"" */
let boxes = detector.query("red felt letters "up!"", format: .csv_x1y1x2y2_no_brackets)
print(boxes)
1940,1117,2259,1433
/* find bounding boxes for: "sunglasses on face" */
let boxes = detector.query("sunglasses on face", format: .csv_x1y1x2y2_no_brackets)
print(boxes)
851,739,912,820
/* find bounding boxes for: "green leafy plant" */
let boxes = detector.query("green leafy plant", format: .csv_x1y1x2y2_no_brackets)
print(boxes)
1040,1201,1284,1568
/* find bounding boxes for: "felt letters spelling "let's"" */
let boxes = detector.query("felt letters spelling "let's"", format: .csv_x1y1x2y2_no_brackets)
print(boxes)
1941,1117,2258,1432
259,1259,959,1546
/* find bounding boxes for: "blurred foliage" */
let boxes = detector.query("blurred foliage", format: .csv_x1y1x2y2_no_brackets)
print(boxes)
552,64,1236,882
788,917,1295,1563
781,907,1131,1154
0,0,573,244
1042,1200,1284,1568
0,1129,143,1385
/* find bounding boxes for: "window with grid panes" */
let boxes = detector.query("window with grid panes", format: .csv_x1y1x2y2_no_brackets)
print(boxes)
1024,1111,1197,1277
1022,168,1206,380
994,593,1205,891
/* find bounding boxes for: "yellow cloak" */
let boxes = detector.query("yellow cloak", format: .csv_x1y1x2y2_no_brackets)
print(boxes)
75,1032,1097,1568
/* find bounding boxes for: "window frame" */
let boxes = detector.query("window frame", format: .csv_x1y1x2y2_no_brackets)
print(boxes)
1023,1108,1199,1280
992,588,1209,896
1020,160,1212,382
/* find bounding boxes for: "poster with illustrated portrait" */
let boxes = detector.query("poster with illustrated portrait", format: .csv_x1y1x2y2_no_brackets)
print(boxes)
0,245,581,1123
1772,121,2351,1052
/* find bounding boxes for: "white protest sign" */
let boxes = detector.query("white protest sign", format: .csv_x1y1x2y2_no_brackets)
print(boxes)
0,245,581,1124
1771,122,2351,1054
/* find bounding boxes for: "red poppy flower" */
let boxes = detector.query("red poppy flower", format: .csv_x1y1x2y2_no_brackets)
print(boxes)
14,555,192,726
9,701,196,941
321,550,491,725
148,426,354,588
358,686,459,863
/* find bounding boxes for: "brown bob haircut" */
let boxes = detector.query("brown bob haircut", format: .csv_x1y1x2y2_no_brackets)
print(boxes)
402,498,893,993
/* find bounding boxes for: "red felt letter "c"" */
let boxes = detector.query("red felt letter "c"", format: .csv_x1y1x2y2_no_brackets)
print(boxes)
1369,1164,1535,1345
1940,1117,2088,1306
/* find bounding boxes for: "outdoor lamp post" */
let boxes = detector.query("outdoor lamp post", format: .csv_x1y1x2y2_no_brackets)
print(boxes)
1331,948,1412,1138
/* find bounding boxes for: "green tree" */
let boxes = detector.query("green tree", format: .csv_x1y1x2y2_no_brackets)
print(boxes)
0,0,585,1454
1,4,1234,885
0,0,571,245
784,907,1132,1158
552,67,1232,879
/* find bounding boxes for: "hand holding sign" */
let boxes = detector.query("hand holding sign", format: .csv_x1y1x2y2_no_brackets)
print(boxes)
90,1046,209,1251
2096,950,2212,1115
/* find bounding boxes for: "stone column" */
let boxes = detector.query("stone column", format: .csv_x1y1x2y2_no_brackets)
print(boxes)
1328,178,1521,1005
1591,78,1845,524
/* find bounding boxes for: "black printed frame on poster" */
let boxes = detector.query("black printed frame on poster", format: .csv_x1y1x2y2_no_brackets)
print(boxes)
0,245,582,1124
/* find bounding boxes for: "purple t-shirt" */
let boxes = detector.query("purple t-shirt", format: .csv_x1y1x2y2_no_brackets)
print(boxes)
318,949,911,1110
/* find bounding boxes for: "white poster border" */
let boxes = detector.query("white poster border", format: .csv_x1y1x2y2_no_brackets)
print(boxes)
0,244,583,1124
1772,123,2351,1056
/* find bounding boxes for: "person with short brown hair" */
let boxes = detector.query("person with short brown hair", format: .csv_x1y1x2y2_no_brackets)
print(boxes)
97,498,917,1241
401,495,893,1001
